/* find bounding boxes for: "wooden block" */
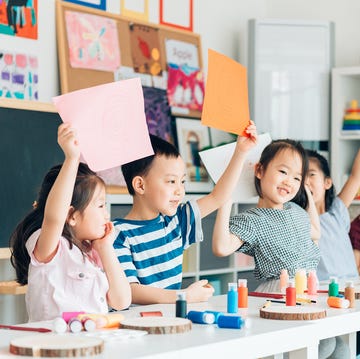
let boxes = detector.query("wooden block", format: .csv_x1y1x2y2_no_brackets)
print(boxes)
120,317,192,334
10,333,104,357
0,281,27,295
260,305,327,320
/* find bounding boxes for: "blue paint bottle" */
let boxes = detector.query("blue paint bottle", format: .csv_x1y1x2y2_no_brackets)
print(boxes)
204,310,223,324
187,311,215,324
227,282,238,314
217,315,244,329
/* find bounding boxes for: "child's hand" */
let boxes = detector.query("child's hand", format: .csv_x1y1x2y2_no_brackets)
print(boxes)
235,120,258,153
184,279,214,303
57,123,80,160
92,222,115,252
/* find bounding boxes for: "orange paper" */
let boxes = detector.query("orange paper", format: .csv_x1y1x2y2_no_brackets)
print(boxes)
201,49,250,136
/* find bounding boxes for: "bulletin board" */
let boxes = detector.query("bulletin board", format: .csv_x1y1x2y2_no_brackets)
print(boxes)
55,0,203,119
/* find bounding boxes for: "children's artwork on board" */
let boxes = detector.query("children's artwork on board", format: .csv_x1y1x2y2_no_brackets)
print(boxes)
0,0,37,38
0,50,38,100
175,118,213,193
63,0,106,11
65,10,120,71
129,23,162,77
143,86,173,143
165,39,204,112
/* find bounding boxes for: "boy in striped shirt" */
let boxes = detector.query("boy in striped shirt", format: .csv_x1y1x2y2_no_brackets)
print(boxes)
113,124,257,305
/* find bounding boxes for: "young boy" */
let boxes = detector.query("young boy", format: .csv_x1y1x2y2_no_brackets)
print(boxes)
113,122,257,305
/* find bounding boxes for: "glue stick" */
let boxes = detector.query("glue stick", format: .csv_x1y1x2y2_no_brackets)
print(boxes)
217,315,244,329
327,296,350,309
286,281,296,306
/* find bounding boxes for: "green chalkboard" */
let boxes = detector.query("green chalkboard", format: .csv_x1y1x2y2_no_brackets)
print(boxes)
0,100,64,248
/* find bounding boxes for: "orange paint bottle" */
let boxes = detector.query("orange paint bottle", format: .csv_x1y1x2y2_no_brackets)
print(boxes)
327,296,350,309
237,279,248,308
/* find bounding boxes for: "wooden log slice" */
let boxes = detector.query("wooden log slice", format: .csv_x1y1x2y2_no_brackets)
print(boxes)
120,317,192,334
9,333,104,357
260,305,327,320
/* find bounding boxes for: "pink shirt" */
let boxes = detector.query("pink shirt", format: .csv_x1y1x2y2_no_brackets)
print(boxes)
25,229,109,322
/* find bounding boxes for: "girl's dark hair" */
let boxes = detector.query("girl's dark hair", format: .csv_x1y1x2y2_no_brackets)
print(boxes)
255,139,309,209
10,162,105,285
306,149,335,211
122,134,180,195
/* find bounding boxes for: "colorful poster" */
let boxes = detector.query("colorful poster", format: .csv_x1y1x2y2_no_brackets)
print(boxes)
63,0,106,11
65,10,120,71
0,50,38,100
0,0,37,39
143,86,173,143
167,63,204,112
165,39,199,68
129,23,162,76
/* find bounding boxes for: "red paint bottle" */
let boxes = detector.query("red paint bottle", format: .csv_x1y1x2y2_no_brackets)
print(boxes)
286,281,296,306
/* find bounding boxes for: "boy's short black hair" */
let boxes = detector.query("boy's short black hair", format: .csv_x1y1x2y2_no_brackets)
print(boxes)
122,134,180,195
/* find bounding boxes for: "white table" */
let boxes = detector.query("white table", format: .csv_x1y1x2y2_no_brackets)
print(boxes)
0,295,359,359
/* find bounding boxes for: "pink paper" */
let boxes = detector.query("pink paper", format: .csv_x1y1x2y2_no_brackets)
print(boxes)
53,79,153,171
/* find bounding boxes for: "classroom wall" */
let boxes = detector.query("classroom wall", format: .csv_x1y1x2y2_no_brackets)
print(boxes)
1,0,360,325
1,0,360,103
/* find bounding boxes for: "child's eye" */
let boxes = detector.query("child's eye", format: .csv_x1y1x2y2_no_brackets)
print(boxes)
294,177,301,182
181,179,186,184
279,170,287,175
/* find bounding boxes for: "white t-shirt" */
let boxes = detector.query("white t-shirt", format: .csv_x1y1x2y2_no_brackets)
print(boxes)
25,229,109,322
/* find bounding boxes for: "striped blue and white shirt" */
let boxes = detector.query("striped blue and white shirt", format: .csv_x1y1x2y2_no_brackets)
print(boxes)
113,200,202,289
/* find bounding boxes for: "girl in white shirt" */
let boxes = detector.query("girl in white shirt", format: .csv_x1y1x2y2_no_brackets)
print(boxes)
10,123,131,321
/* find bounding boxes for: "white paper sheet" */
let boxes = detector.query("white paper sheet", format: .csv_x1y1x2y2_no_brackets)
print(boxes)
199,133,272,202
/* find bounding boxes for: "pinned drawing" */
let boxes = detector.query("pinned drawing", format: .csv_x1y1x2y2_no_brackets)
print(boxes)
0,50,38,100
0,0,38,39
129,23,162,76
65,10,120,71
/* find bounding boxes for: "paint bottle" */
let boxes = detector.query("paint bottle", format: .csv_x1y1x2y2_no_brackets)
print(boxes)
344,281,355,308
279,269,289,294
62,311,85,323
237,279,248,308
227,282,238,313
295,268,307,295
204,310,223,324
175,291,187,318
217,315,244,329
82,318,96,332
52,317,68,334
187,311,215,324
328,276,339,297
307,270,318,296
327,296,350,309
286,281,296,306
68,317,83,333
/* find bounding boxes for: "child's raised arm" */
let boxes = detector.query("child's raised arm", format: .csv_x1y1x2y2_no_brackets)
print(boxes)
338,149,360,208
304,185,321,243
34,124,80,263
212,199,243,256
196,121,257,219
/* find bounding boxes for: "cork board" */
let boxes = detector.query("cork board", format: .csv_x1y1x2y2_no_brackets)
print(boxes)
55,0,202,118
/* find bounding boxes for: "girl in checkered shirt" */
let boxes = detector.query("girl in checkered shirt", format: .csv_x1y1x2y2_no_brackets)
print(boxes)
212,139,321,292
